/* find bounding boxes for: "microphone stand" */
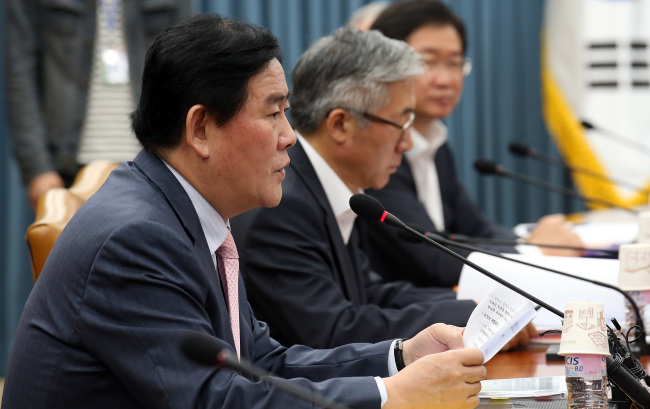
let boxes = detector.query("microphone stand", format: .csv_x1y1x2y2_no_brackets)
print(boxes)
581,120,650,158
474,160,638,214
509,141,650,194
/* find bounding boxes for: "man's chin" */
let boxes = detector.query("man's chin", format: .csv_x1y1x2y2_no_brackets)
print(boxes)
261,190,283,209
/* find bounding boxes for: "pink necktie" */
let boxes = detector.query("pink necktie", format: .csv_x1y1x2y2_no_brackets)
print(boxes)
216,230,240,359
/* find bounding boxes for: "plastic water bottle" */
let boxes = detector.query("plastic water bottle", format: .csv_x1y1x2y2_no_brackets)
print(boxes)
565,354,608,408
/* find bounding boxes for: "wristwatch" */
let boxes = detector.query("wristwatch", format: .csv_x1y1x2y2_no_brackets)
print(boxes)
394,338,407,371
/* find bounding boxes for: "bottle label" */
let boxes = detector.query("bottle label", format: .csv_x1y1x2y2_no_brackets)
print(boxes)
565,354,607,377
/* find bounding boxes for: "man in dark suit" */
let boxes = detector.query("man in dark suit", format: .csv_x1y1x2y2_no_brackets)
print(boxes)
234,27,534,350
365,0,584,288
1,14,487,409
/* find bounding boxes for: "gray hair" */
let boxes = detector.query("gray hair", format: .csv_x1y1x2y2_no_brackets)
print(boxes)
291,27,424,134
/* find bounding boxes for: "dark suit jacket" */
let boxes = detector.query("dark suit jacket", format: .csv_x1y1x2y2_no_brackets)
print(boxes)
2,150,391,409
365,142,518,287
233,141,476,349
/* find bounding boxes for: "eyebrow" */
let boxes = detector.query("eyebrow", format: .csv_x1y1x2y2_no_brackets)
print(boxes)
266,91,292,105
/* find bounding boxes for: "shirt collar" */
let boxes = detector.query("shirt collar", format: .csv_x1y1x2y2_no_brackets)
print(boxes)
163,160,229,256
405,119,448,162
297,133,361,244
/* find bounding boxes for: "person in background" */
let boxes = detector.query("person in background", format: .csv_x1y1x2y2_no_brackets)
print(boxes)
364,0,584,288
2,14,487,409
4,0,192,210
233,27,535,351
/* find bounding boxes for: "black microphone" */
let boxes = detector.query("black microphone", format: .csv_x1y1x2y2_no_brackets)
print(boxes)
474,159,638,214
350,193,650,408
181,332,351,409
509,141,650,194
581,119,650,157
350,193,564,317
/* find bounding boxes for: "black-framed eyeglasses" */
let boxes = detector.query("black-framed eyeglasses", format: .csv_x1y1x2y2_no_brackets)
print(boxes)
342,108,415,139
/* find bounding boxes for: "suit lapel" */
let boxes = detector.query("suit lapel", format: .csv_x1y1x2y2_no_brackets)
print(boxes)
131,150,239,354
290,142,366,306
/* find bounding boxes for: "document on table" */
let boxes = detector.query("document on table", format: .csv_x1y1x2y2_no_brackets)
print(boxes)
463,284,537,363
478,376,567,399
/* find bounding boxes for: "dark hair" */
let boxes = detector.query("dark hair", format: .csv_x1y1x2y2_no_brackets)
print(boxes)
131,14,282,154
370,0,467,54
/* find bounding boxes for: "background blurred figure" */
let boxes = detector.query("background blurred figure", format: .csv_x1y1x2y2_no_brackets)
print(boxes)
4,0,192,210
365,0,584,288
346,1,390,30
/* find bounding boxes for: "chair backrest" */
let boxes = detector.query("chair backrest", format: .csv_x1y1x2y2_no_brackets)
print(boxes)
26,161,119,282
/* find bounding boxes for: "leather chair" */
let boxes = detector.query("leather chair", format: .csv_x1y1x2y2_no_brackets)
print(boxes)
26,161,120,282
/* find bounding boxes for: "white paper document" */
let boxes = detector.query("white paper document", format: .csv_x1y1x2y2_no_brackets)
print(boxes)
478,376,567,399
457,253,624,331
463,285,537,363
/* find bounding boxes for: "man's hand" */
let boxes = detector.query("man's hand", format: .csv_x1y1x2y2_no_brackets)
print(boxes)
383,347,486,409
401,323,465,366
526,214,583,257
28,171,64,211
500,322,537,352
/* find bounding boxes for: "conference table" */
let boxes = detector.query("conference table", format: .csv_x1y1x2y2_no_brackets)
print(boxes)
480,344,650,408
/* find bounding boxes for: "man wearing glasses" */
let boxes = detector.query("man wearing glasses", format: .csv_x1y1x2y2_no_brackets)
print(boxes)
231,27,484,349
365,0,584,289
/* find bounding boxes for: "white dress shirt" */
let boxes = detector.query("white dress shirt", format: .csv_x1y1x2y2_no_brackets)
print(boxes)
404,120,448,232
404,123,536,255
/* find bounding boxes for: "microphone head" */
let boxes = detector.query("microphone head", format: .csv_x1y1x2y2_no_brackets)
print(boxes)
181,332,222,366
508,141,531,157
580,119,595,130
473,159,501,175
349,193,385,222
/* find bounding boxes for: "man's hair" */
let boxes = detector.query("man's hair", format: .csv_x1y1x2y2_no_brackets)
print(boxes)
370,0,467,54
131,14,282,154
291,27,423,134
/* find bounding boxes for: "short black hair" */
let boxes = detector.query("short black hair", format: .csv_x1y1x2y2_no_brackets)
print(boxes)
131,14,282,154
370,0,467,54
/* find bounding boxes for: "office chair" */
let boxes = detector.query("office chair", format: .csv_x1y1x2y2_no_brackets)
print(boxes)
26,160,119,282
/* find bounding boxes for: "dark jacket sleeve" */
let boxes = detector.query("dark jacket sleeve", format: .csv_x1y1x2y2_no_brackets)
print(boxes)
364,144,518,288
237,189,476,349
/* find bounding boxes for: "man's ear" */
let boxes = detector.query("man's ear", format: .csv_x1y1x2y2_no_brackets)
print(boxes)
325,108,355,145
184,104,211,158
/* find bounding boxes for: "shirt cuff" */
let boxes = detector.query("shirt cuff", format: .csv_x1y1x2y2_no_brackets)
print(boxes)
387,339,399,375
375,339,399,407
374,377,388,407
